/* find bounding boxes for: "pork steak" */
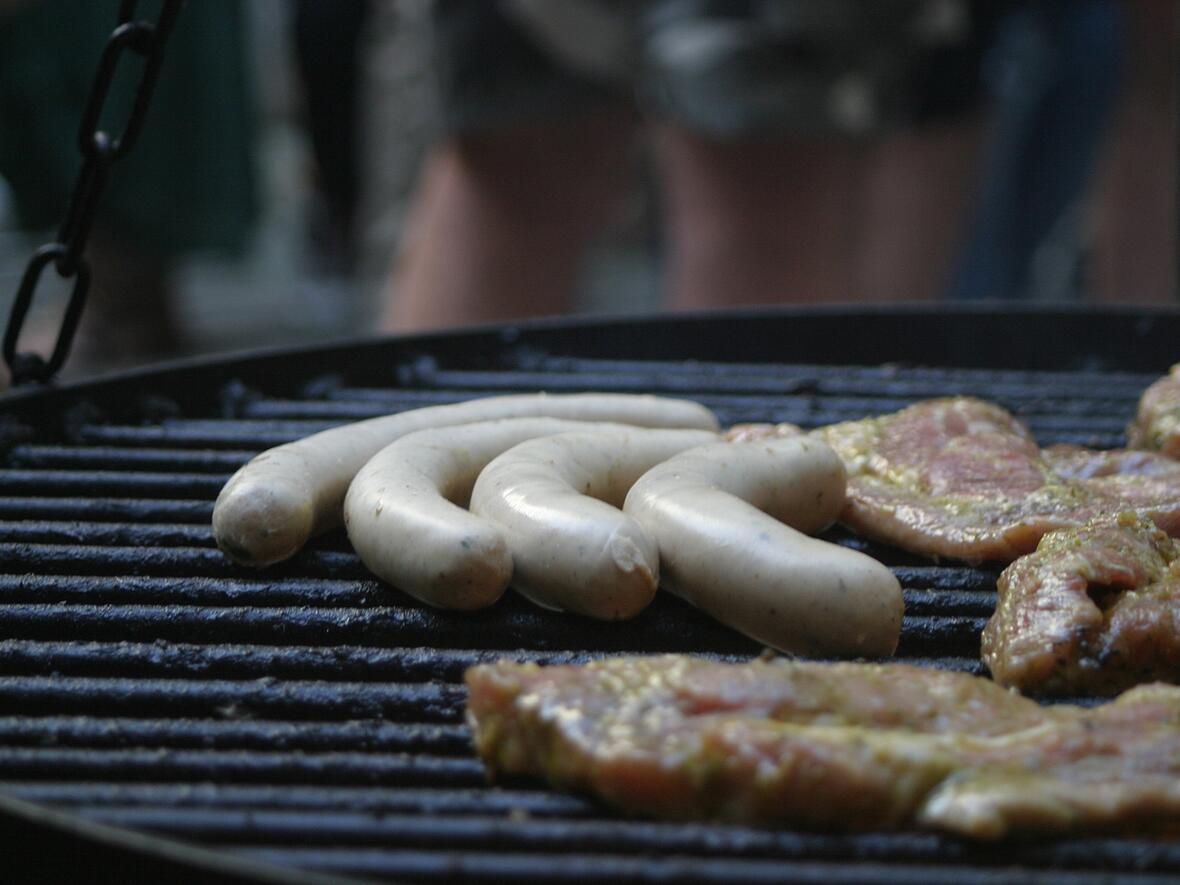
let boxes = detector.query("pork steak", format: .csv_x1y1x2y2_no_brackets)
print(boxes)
816,398,1180,562
466,655,1180,838
983,513,1180,696
1128,364,1180,458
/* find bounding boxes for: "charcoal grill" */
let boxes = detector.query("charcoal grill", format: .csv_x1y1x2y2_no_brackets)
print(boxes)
2,304,1180,884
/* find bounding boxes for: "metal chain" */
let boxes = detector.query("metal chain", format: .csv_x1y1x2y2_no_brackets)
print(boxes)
3,0,187,386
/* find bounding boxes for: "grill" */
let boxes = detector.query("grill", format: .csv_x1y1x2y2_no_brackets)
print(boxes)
2,305,1180,883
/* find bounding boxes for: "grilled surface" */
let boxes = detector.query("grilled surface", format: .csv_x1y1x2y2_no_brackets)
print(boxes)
2,346,1178,882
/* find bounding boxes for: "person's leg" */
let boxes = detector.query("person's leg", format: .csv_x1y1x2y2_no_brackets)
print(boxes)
1089,0,1176,304
947,1,1125,302
381,108,635,331
653,120,978,309
653,126,866,309
64,230,181,378
292,0,371,272
856,118,982,302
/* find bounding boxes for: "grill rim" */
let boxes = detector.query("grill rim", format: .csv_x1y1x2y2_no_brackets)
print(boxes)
2,303,1179,429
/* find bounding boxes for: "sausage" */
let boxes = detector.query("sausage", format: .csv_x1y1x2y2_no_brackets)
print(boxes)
213,393,719,567
470,427,719,620
344,417,632,610
623,436,903,656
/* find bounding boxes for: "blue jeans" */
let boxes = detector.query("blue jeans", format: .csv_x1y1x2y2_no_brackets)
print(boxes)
947,0,1124,301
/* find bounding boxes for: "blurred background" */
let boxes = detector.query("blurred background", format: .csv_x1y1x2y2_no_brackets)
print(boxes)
0,0,1175,381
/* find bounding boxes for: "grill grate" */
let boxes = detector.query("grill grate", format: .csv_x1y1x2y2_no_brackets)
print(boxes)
2,311,1179,882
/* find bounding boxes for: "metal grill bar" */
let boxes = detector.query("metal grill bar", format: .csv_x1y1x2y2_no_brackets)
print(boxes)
397,357,1157,391
0,718,471,753
0,641,612,681
0,575,379,605
493,354,1159,387
0,469,227,497
0,676,464,720
0,574,995,611
0,522,215,547
6,446,253,471
0,748,484,786
76,421,339,449
0,497,211,522
0,782,595,816
233,395,1131,444
0,544,364,577
0,604,982,654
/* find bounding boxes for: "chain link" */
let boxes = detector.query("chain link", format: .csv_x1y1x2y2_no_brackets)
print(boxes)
3,0,186,385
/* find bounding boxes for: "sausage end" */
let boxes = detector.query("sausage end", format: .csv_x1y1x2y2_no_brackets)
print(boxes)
213,475,315,567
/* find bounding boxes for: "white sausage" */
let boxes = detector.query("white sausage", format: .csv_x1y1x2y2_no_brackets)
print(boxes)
623,436,903,657
470,427,719,620
344,417,634,610
213,393,719,566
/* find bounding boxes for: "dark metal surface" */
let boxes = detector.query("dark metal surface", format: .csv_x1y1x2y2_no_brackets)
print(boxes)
1,306,1179,883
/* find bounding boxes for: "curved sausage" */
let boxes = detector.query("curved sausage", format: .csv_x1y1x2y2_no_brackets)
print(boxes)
470,427,718,620
344,417,630,609
623,436,903,656
213,393,719,566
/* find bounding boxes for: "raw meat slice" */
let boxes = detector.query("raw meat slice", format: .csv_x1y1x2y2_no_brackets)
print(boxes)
816,398,1180,562
982,513,1180,696
466,655,1180,837
1128,364,1180,458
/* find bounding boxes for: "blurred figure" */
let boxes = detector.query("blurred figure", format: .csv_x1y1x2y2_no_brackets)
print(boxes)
1088,0,1176,304
947,0,1176,305
292,0,372,276
382,0,1003,331
0,0,258,375
948,0,1124,302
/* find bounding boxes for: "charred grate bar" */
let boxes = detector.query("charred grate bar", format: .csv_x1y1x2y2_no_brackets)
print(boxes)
1,309,1178,883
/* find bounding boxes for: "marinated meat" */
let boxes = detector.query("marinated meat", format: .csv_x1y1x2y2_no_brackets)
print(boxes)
815,398,1180,562
921,682,1180,836
466,655,1180,838
921,769,1180,839
982,514,1180,696
1041,444,1180,479
1128,364,1180,458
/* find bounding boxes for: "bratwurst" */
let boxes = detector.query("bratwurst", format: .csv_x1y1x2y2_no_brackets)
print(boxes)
213,393,719,566
467,655,1180,838
470,427,717,619
624,436,902,656
344,417,632,610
